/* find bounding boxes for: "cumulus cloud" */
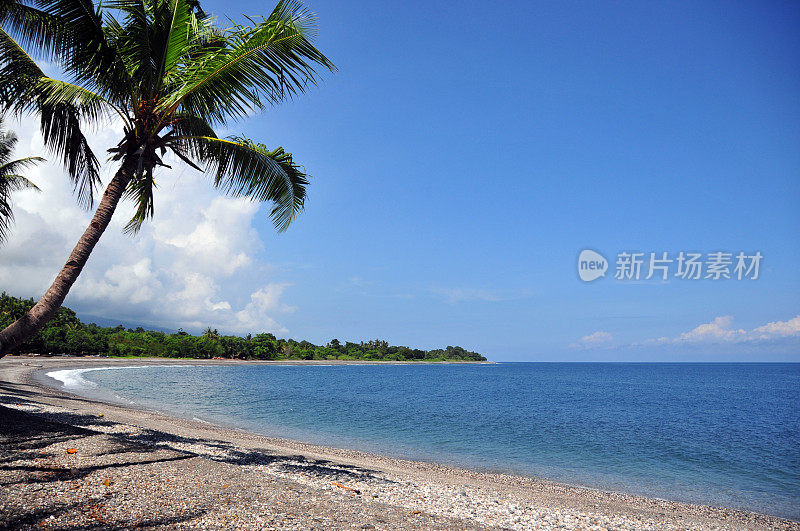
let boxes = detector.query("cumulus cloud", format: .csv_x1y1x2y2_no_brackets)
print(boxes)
570,330,614,349
0,117,294,334
643,315,800,346
751,316,800,339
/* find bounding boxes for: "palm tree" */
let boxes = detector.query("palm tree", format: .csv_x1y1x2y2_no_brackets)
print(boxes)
202,327,219,341
0,0,334,355
0,117,43,243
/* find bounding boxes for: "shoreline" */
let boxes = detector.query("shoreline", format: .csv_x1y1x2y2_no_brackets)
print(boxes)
2,356,797,530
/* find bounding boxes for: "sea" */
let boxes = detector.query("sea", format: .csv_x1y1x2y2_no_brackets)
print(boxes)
46,362,800,520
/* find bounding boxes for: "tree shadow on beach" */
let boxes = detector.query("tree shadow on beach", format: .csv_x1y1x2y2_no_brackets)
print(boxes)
0,500,208,531
0,405,211,529
113,426,396,484
0,404,91,446
0,453,195,486
61,509,210,530
0,373,129,408
0,406,196,486
0,402,401,529
0,501,84,531
1,403,390,483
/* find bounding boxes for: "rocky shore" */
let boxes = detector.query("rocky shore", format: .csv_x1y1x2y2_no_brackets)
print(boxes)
1,356,797,530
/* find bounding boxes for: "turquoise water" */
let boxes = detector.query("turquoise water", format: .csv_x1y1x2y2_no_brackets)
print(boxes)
53,362,800,519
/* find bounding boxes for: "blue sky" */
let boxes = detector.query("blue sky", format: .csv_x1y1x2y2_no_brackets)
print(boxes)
5,1,799,360
227,0,800,360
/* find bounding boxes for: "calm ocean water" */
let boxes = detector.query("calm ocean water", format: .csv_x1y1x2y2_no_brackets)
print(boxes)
51,362,800,519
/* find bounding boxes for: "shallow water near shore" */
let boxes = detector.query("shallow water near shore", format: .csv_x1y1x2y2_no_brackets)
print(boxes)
49,362,800,519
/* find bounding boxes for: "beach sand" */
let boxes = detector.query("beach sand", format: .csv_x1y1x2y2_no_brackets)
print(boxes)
1,356,797,530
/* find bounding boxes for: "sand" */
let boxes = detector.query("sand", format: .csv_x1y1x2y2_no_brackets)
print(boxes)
1,355,797,530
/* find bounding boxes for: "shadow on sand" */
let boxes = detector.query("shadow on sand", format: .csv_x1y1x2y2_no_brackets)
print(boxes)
0,375,391,529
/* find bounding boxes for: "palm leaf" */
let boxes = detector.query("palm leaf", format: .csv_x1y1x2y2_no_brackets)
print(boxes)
158,0,193,81
180,135,308,231
122,166,156,234
20,0,132,102
0,28,104,208
0,156,45,185
159,0,334,123
0,0,66,59
104,0,154,92
0,26,44,108
0,128,42,242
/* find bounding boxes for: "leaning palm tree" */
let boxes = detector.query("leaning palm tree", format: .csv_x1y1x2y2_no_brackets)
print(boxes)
0,0,334,355
0,117,43,243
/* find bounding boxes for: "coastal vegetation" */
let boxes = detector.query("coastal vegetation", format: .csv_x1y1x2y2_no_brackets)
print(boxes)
0,293,487,361
0,0,333,354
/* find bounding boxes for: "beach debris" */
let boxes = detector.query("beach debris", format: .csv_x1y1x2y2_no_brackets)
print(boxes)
66,448,77,454
102,478,114,486
330,481,361,495
98,413,104,417
409,510,421,515
87,503,110,524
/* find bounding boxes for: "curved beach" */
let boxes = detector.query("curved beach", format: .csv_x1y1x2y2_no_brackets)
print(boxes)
1,356,797,530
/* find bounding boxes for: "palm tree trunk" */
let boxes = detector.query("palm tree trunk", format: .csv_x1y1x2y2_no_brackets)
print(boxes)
0,160,135,355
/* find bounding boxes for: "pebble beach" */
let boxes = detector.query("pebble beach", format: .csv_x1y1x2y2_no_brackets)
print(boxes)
1,356,798,530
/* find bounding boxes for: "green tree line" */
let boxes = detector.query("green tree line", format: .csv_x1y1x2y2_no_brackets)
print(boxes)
0,293,487,362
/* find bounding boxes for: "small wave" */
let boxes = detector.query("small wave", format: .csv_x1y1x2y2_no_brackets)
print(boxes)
46,364,190,391
46,368,104,390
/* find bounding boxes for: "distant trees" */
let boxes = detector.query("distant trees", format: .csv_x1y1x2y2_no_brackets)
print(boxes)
0,293,487,361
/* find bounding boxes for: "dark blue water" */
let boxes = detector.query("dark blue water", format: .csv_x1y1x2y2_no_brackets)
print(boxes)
66,363,799,519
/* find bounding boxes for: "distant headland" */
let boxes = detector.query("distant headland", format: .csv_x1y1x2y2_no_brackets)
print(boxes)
0,293,487,362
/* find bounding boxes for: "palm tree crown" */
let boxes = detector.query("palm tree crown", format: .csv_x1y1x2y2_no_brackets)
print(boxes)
0,117,42,243
0,0,333,231
0,0,334,354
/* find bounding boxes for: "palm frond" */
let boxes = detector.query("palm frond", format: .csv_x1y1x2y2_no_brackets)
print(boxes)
158,0,193,82
0,128,18,163
159,0,334,123
38,102,102,208
0,144,42,243
0,26,44,109
168,111,216,138
1,174,40,192
0,28,104,208
0,156,45,184
36,78,123,122
104,0,154,92
180,134,308,231
24,0,132,102
0,195,16,243
122,167,155,234
0,0,66,59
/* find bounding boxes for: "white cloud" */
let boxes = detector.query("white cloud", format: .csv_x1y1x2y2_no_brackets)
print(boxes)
677,316,747,343
570,330,613,349
0,116,294,334
235,284,295,333
641,315,800,346
751,316,800,339
572,315,800,351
